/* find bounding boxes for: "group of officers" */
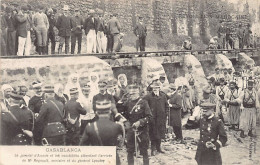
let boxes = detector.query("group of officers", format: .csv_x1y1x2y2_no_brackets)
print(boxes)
1,65,259,165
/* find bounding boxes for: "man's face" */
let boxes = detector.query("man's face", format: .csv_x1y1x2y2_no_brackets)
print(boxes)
107,87,115,95
160,78,165,84
188,68,192,73
4,89,12,99
202,109,213,117
75,11,80,16
20,87,27,96
82,89,90,97
119,76,125,85
91,76,97,82
57,86,64,97
99,84,107,94
72,77,78,84
34,87,42,95
45,93,54,99
203,92,210,99
229,84,235,90
248,85,253,90
152,87,160,93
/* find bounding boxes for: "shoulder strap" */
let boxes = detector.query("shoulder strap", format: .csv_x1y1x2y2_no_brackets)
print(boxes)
49,100,64,119
93,122,103,145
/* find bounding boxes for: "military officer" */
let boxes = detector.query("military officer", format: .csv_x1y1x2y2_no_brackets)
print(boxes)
28,81,45,145
195,102,227,165
80,99,123,165
65,88,87,145
119,83,152,165
1,89,33,145
36,85,66,145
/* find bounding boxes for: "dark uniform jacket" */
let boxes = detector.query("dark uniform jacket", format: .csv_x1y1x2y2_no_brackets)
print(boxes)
5,14,17,32
56,14,73,37
83,16,98,35
122,97,152,129
134,22,147,37
15,13,27,38
36,97,66,138
143,92,169,139
1,105,33,145
80,117,122,146
195,115,227,165
47,14,56,33
28,94,45,113
64,98,86,127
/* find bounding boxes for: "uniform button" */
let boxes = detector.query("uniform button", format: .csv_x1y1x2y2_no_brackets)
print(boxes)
58,131,61,133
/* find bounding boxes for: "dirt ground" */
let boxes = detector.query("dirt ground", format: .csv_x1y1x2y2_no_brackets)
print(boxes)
118,117,260,165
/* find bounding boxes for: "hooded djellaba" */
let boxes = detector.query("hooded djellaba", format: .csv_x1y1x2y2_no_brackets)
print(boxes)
64,73,82,100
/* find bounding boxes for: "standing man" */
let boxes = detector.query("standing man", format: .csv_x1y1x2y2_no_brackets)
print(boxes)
237,23,244,49
243,24,252,48
84,9,97,53
119,83,152,165
1,90,33,145
0,84,13,112
107,13,121,52
65,88,86,145
46,8,56,54
5,6,17,56
80,99,123,165
33,5,49,55
56,5,73,54
96,9,106,53
217,21,226,49
134,16,147,52
144,81,168,156
224,81,241,130
195,102,227,165
71,8,84,54
239,80,260,138
36,85,66,145
168,84,184,143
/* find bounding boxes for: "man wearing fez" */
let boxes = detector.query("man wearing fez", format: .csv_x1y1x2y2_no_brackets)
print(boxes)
1,89,33,145
80,99,123,165
84,9,98,53
33,5,49,55
239,80,260,138
56,5,73,54
134,16,147,52
195,102,227,165
65,87,86,145
118,83,152,165
46,8,57,54
224,81,241,130
71,8,84,54
36,85,66,145
143,81,168,156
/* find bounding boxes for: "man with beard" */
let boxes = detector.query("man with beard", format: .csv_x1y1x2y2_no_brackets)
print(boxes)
28,81,45,145
0,84,13,112
239,80,260,138
65,88,86,145
224,81,241,130
195,102,227,165
119,83,152,165
144,81,168,156
1,89,34,145
36,85,66,145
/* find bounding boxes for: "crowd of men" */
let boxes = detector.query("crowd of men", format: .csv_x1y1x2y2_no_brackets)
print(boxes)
1,64,259,164
1,4,148,56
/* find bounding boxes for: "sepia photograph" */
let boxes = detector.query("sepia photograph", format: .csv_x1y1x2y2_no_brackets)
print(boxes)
0,0,260,164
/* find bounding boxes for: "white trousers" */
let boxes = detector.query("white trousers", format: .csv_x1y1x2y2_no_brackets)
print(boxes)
86,30,96,53
96,31,107,53
17,31,31,56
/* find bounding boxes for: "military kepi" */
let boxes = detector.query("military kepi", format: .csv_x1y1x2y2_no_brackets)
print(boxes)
200,102,216,111
96,100,111,114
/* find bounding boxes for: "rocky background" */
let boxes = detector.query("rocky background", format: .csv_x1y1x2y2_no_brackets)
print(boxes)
2,0,259,50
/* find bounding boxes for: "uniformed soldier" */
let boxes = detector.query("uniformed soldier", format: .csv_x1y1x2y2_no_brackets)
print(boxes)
28,81,45,145
80,99,123,165
119,83,152,165
195,102,227,165
1,89,34,145
239,80,260,138
36,85,66,145
65,87,87,145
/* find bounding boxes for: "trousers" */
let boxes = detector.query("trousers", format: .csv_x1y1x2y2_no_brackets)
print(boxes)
86,30,96,53
35,26,48,47
71,33,82,54
17,31,31,56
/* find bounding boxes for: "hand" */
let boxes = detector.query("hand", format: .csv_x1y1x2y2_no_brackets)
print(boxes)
132,121,141,129
35,113,39,118
206,141,215,149
137,35,139,38
22,130,33,138
169,104,173,108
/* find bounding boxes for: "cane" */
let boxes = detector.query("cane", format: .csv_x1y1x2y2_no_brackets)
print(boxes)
134,129,139,165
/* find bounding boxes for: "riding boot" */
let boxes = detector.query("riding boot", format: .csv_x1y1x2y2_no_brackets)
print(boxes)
248,130,253,137
156,139,165,153
58,45,62,54
240,131,246,138
38,46,42,55
143,150,149,165
51,43,56,54
151,142,156,156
